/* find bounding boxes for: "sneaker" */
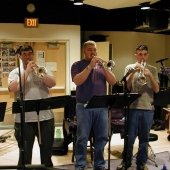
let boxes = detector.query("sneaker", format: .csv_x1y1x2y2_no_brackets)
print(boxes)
117,161,131,170
137,164,148,170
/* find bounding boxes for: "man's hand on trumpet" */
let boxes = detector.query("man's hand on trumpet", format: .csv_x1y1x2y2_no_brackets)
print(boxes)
134,62,144,72
89,55,99,68
26,60,36,74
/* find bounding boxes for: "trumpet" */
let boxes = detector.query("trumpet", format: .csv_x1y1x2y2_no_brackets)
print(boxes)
98,59,115,71
32,64,47,78
137,60,147,85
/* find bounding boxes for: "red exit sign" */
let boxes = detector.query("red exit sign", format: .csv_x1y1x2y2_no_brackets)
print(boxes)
25,18,39,28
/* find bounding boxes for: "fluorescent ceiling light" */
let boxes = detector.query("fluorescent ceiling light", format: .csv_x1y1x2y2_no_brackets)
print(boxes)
74,0,84,5
140,2,150,10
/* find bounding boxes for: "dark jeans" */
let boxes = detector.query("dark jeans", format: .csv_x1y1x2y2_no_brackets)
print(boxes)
14,118,55,168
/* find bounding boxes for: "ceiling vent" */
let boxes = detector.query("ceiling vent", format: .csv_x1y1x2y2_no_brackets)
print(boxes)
135,9,169,32
135,24,150,30
154,23,170,33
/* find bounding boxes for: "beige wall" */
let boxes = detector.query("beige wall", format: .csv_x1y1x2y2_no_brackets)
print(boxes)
165,36,170,56
84,31,170,81
0,23,81,93
0,23,81,125
1,24,170,125
1,25,170,91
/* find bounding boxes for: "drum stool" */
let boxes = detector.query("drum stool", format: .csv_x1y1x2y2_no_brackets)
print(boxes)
148,133,158,167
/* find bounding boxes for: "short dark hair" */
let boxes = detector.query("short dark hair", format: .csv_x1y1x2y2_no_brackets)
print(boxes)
16,44,33,55
136,44,148,51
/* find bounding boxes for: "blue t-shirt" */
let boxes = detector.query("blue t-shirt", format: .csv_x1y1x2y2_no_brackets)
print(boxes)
71,59,107,103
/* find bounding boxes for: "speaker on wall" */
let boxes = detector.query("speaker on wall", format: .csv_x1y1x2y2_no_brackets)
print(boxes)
149,10,169,29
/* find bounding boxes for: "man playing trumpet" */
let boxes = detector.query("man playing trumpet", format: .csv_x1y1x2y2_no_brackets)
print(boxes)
8,44,56,169
71,40,117,170
117,44,159,170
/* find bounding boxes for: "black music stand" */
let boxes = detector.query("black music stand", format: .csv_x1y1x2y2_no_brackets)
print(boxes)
0,96,70,170
153,88,170,106
0,102,7,143
12,95,70,113
153,89,170,140
86,93,140,170
0,102,7,122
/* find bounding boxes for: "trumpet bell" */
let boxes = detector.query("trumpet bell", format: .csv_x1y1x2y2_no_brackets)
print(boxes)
107,60,115,70
33,65,47,78
98,59,115,71
137,75,147,86
38,67,47,74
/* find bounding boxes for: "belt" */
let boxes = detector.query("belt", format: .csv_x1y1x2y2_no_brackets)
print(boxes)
78,102,89,108
78,101,88,104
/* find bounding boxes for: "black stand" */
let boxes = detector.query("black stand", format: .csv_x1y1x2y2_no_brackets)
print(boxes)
13,95,71,153
0,96,70,170
154,88,170,106
0,102,7,142
153,89,170,140
157,58,170,89
86,93,140,170
12,96,70,113
0,102,7,122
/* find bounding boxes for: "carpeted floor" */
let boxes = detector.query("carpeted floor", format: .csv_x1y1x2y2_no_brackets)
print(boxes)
0,129,170,169
55,151,170,170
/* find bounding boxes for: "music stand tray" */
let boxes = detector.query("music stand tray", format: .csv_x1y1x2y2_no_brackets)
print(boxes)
0,102,7,122
12,95,71,113
86,93,140,109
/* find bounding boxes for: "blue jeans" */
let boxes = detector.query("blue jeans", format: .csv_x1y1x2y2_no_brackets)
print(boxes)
124,109,154,166
75,103,108,169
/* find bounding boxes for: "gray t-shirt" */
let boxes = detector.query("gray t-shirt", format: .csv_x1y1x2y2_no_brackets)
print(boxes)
125,63,159,110
8,65,54,123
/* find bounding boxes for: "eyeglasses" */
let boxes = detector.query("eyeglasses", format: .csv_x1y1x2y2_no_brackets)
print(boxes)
22,51,33,57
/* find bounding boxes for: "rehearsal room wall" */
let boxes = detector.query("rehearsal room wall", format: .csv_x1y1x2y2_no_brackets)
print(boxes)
1,24,170,127
0,23,81,126
84,31,170,81
165,36,170,55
